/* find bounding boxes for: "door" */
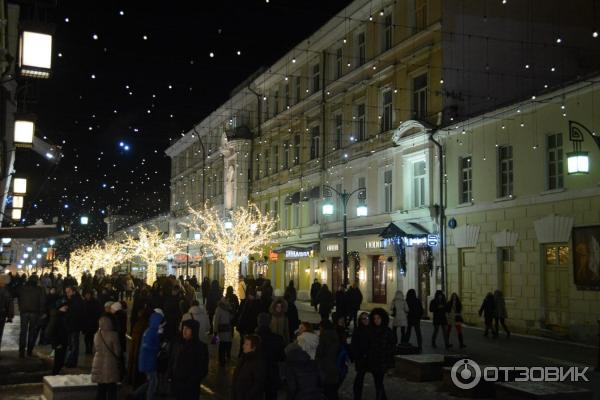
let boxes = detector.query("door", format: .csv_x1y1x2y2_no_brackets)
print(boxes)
331,257,343,291
417,247,431,314
372,256,387,304
459,250,476,318
544,244,570,327
284,260,299,289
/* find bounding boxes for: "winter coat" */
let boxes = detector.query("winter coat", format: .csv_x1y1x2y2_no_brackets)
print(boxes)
82,297,103,334
406,296,423,325
127,311,149,387
261,283,273,309
17,284,45,314
317,288,334,316
429,294,448,325
238,280,247,301
0,286,14,319
180,305,210,344
213,300,234,342
168,322,209,397
269,298,290,343
256,326,285,389
91,316,121,384
367,324,395,373
46,308,68,348
284,284,297,304
285,345,325,400
494,292,508,319
206,282,222,316
65,292,84,332
236,299,264,334
310,282,321,306
113,309,128,353
346,286,363,311
390,290,408,327
335,289,347,316
316,327,340,385
138,312,163,373
231,351,267,400
479,295,496,319
201,279,210,299
296,331,319,360
446,298,463,323
350,325,370,369
286,301,300,336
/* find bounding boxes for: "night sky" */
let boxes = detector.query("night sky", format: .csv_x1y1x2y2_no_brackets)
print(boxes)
16,0,353,239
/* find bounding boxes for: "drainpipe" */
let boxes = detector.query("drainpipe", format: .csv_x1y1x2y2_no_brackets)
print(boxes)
428,131,446,295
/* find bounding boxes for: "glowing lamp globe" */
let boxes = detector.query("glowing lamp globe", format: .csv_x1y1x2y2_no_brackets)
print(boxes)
19,29,52,79
80,216,89,225
13,178,27,194
14,119,35,147
322,201,334,215
567,151,589,175
356,204,368,217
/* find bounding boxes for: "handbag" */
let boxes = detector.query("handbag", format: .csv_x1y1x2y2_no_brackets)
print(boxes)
99,331,125,381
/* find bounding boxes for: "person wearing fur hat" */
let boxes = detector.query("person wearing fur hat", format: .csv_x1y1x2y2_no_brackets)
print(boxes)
255,312,285,400
367,308,395,400
269,297,289,344
285,326,325,400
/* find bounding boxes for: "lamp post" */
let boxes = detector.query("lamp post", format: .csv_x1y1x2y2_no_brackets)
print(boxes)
322,185,367,288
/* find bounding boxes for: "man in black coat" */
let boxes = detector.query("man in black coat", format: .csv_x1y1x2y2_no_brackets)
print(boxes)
255,313,285,400
17,275,45,357
82,290,102,354
236,289,264,356
232,334,266,400
346,282,363,329
64,285,84,367
310,279,321,312
0,274,14,355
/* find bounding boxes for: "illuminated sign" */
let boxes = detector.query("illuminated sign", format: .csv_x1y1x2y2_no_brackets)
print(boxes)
326,244,339,252
269,251,279,261
427,234,439,246
365,240,385,249
285,250,311,258
404,237,427,247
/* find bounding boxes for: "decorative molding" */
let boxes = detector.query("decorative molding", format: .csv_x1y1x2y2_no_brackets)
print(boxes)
534,215,574,244
492,229,519,248
452,224,480,248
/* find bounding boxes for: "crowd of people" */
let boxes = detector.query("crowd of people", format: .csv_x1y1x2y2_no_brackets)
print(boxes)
0,269,512,400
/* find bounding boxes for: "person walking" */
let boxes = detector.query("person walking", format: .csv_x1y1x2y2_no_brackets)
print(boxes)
64,285,84,367
127,307,150,388
351,312,371,400
345,282,363,329
17,275,45,358
284,286,300,338
269,297,290,344
284,280,297,304
213,297,234,365
237,276,247,303
109,301,127,371
310,279,321,312
261,280,274,310
167,319,209,400
317,284,334,322
334,286,347,326
316,320,340,400
82,290,103,355
134,311,164,400
201,277,210,305
0,274,14,356
205,280,221,334
231,334,266,400
446,292,466,348
493,290,510,338
91,316,121,400
390,290,408,347
430,290,451,349
236,288,263,356
405,289,423,352
180,300,210,344
256,313,285,400
366,308,395,400
479,292,496,337
46,299,69,375
285,339,326,400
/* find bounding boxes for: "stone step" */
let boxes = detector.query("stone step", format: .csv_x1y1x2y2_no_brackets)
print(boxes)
0,370,50,386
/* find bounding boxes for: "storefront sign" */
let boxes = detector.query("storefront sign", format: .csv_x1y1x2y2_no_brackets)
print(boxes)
365,240,385,249
326,244,339,252
404,237,428,247
427,234,439,246
269,251,279,261
285,250,311,258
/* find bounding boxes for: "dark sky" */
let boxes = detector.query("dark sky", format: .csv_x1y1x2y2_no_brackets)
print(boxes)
16,0,353,238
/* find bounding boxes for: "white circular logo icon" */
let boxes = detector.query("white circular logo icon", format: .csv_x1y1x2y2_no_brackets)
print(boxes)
451,359,482,390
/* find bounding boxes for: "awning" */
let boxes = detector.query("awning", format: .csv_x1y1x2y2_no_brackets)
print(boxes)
380,222,429,239
0,224,68,240
321,227,385,239
273,242,320,254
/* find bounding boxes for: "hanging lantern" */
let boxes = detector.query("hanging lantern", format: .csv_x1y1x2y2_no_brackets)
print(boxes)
13,178,27,194
12,195,24,208
11,208,22,220
19,22,54,79
14,115,36,147
567,151,589,175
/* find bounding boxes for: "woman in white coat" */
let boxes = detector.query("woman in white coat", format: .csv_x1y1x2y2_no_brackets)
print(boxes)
390,290,408,346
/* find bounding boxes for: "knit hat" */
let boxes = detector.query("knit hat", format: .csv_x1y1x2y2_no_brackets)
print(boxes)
257,312,271,328
110,302,122,312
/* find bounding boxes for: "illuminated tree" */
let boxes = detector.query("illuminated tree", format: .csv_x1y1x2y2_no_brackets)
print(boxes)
123,226,181,285
187,203,284,294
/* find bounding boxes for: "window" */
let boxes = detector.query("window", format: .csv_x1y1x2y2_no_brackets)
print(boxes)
273,145,279,173
356,103,366,141
310,126,320,160
498,145,513,197
283,140,290,169
412,73,428,119
309,198,319,225
273,90,279,116
383,170,393,213
413,160,427,207
284,260,299,288
357,32,366,66
293,204,300,228
284,204,291,229
295,76,301,104
293,135,301,165
335,47,343,79
312,64,320,93
284,84,290,109
547,133,564,190
545,245,569,265
459,156,472,204
382,14,393,51
264,149,270,177
272,199,278,219
255,156,261,180
334,114,343,150
381,89,393,132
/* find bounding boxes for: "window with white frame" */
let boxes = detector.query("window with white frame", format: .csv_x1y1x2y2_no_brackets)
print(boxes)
273,145,279,173
264,149,270,177
334,113,343,150
412,73,428,119
284,204,291,229
309,198,319,225
383,169,393,213
547,133,564,190
498,145,513,197
294,135,301,165
382,13,393,51
459,156,472,204
412,160,427,207
272,199,278,219
293,203,300,228
283,140,290,169
312,64,320,93
335,47,343,79
381,89,393,132
310,126,320,160
355,103,366,141
357,31,366,66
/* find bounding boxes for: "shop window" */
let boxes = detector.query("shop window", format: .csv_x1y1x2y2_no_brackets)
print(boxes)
545,245,569,266
284,260,299,288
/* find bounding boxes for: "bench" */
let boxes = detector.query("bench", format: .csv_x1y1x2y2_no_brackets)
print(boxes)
494,381,593,400
395,354,447,381
42,374,121,400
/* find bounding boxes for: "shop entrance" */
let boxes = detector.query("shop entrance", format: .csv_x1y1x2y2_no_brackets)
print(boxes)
331,257,343,291
543,244,570,328
372,256,387,304
284,260,299,289
417,247,431,314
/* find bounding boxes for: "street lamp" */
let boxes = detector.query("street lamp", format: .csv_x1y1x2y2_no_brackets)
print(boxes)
80,216,89,225
18,26,53,79
13,178,27,194
14,117,35,147
567,151,589,175
322,185,367,288
11,208,21,220
12,195,24,209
